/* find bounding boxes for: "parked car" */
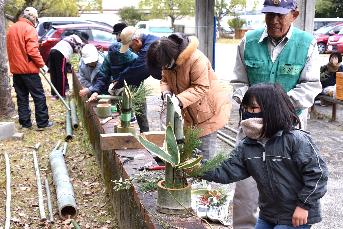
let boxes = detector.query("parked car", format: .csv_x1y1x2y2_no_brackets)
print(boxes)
37,17,112,39
39,23,116,64
136,20,174,37
327,28,343,53
314,22,343,54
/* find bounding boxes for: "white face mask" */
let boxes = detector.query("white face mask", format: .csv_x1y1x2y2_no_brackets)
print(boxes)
330,57,339,65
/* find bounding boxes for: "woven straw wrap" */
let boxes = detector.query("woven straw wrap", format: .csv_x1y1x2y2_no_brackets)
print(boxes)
336,72,343,100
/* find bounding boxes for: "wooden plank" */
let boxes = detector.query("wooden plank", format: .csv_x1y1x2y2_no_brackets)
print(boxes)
100,131,165,150
318,95,343,105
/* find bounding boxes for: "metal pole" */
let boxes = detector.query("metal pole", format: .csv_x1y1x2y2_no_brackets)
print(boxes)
39,69,71,111
224,126,239,134
5,152,11,229
45,177,54,223
32,151,47,221
217,135,236,148
218,130,236,142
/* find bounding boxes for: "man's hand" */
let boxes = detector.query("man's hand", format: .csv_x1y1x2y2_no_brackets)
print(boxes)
79,88,90,97
86,92,98,103
292,206,308,227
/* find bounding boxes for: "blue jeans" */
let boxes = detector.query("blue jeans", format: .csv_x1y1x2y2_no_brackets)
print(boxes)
255,218,311,229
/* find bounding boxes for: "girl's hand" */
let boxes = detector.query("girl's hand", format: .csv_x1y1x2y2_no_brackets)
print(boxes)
292,206,308,227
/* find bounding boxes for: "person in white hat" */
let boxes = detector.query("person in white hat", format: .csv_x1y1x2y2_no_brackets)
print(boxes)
6,7,53,130
48,34,85,99
78,44,104,97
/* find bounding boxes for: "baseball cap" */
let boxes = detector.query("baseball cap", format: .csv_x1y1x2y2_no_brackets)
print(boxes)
261,0,297,15
81,44,99,64
112,22,127,35
119,26,137,53
23,7,38,18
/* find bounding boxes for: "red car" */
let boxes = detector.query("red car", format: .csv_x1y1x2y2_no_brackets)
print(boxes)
39,23,115,64
314,23,343,54
327,28,343,53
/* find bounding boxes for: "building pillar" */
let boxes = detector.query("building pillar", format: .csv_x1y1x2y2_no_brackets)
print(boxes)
195,0,215,65
294,0,316,33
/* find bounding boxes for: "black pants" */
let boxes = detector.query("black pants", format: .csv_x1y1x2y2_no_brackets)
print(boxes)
49,49,69,97
136,99,149,132
13,74,49,128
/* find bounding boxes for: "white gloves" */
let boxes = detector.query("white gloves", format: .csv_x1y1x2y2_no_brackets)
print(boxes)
108,82,124,96
170,95,182,115
41,65,49,75
161,91,172,101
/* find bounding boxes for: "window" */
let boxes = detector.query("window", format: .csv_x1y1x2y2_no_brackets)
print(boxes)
91,29,115,43
62,29,90,42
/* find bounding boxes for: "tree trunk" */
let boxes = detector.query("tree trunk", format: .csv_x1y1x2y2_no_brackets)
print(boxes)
0,0,16,118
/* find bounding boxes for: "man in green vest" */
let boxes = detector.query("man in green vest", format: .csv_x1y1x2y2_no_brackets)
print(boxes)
230,0,322,228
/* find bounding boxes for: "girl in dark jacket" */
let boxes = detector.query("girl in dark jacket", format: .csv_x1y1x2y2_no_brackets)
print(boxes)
201,83,328,228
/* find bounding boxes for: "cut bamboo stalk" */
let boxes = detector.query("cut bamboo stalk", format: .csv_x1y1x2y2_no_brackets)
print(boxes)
45,177,54,223
70,99,79,129
62,142,68,156
32,151,47,221
5,152,11,229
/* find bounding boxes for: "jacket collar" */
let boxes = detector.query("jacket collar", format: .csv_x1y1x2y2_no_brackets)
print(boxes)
19,17,35,27
175,36,199,66
243,130,284,145
258,24,294,44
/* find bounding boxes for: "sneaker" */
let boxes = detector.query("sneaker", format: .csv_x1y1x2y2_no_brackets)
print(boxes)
37,121,54,131
20,125,32,130
130,116,137,124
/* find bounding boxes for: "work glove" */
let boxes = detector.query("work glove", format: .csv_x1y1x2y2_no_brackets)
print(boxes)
108,81,124,95
170,95,182,115
161,91,172,100
41,65,49,75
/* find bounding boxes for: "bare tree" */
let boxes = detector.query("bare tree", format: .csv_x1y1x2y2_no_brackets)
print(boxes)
0,0,15,118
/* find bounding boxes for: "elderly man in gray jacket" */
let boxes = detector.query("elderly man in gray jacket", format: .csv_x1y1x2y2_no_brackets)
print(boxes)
229,0,322,228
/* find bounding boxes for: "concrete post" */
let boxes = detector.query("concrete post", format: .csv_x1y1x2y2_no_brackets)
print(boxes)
195,0,215,65
294,0,316,33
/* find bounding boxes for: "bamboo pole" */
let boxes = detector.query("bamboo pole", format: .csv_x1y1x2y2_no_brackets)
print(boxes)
65,99,73,141
5,152,11,229
45,177,54,223
39,69,71,111
32,151,47,221
164,94,175,188
62,142,68,156
96,95,121,101
70,99,79,129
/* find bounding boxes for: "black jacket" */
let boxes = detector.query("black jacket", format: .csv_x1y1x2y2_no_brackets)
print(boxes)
203,129,328,225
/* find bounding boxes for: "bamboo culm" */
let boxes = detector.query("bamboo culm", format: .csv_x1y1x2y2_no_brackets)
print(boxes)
5,152,11,229
32,151,47,221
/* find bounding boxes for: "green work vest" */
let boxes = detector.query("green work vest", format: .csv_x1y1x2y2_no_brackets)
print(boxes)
244,27,313,92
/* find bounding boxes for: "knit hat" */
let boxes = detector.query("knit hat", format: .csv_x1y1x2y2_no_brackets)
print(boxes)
113,22,127,35
23,7,38,25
